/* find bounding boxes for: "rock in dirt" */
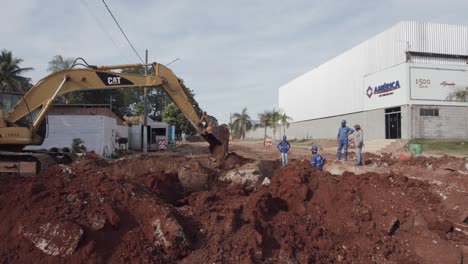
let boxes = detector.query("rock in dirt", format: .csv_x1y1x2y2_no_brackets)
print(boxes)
178,160,215,192
221,162,263,186
153,217,185,245
133,198,191,258
21,221,83,257
337,254,345,262
151,215,190,257
86,212,106,231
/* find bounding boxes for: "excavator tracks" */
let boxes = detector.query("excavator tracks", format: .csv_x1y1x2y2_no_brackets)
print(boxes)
0,151,74,176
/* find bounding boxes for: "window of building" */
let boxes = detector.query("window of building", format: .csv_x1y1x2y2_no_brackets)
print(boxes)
420,109,439,116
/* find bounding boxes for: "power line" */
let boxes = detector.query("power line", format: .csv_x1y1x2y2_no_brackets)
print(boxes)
100,0,144,63
78,0,133,62
165,58,180,66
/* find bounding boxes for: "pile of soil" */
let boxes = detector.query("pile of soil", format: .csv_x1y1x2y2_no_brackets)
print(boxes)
182,161,466,263
400,155,467,170
0,154,466,263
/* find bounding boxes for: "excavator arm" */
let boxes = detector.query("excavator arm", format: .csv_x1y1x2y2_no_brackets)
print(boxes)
1,62,229,157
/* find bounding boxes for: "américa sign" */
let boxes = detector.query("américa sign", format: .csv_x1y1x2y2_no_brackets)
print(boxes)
366,80,401,98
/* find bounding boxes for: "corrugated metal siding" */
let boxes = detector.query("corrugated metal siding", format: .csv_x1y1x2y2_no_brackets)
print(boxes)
280,21,468,122
404,22,468,55
411,56,467,65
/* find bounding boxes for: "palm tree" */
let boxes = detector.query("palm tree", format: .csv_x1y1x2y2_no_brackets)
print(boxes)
447,87,468,102
255,111,273,138
232,107,252,139
0,50,33,93
46,55,76,104
279,112,293,136
269,108,281,142
227,122,237,137
47,55,74,72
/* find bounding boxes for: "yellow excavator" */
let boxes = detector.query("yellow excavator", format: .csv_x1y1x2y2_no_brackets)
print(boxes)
0,59,229,175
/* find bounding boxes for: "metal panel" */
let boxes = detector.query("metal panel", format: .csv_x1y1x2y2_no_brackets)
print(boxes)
129,125,142,150
404,21,468,56
411,56,467,65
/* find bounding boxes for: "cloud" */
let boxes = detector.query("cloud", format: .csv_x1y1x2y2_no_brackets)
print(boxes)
1,0,468,123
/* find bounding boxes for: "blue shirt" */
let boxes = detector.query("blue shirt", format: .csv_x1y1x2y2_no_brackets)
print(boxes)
337,126,354,141
277,140,290,153
311,153,326,171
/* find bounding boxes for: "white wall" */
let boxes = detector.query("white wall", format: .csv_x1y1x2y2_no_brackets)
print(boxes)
279,22,409,122
279,21,468,122
26,115,128,156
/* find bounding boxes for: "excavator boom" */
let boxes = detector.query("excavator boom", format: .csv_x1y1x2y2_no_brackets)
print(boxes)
0,61,229,175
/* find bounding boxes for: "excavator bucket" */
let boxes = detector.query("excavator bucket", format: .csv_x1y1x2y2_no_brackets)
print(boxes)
200,125,230,159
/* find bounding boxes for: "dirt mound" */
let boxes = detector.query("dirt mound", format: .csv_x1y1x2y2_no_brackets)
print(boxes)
401,155,467,170
171,144,210,156
222,152,252,170
0,154,466,263
182,160,465,263
0,158,210,263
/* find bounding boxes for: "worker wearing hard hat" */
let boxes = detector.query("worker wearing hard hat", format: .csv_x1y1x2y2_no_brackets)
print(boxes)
336,120,354,161
310,145,326,171
277,135,291,167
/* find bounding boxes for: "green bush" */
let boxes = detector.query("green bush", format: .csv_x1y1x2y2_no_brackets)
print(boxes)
72,138,86,153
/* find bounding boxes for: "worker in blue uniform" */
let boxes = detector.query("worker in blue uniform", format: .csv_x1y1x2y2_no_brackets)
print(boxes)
336,120,354,161
277,135,291,167
310,145,326,171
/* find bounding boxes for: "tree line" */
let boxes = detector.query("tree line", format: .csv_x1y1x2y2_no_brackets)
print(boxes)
0,50,195,137
230,107,292,140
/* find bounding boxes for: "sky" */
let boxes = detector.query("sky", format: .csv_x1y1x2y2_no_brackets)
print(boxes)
1,0,468,123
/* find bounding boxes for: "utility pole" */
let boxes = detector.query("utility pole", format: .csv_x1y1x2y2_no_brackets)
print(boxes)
143,50,148,153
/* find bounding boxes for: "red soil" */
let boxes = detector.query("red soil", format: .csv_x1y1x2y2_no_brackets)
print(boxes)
0,154,466,263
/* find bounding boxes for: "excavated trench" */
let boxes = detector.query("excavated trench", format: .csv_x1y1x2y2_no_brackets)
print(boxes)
0,152,467,263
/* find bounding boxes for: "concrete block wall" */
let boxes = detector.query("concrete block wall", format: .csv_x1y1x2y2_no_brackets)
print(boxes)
245,127,276,140
400,106,411,140
273,108,390,140
413,105,468,139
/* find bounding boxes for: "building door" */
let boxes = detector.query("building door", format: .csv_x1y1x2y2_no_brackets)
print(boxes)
385,107,401,139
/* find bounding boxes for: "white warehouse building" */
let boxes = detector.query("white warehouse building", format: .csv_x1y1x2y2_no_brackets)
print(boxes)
279,21,468,140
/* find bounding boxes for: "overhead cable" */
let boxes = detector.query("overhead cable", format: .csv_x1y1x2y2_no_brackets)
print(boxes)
101,0,144,63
